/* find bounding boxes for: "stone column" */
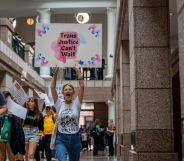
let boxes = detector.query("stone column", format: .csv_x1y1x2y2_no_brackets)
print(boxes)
0,71,13,91
107,100,115,121
178,2,184,159
37,9,51,78
129,0,177,160
0,18,14,48
23,86,33,97
178,0,184,123
24,44,34,66
106,8,116,78
115,71,121,159
120,41,131,161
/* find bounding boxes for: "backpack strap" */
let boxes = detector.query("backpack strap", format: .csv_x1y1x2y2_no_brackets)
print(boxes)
51,114,55,123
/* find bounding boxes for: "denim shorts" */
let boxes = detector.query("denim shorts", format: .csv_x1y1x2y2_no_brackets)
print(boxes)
23,127,39,144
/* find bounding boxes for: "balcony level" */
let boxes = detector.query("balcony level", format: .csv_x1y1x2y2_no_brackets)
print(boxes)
46,79,112,102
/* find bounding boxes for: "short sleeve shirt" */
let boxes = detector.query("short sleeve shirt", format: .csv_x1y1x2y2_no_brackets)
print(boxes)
0,92,6,107
55,96,81,134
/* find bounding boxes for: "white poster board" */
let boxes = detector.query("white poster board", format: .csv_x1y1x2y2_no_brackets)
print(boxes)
10,81,28,106
35,23,102,67
34,90,54,107
7,97,27,120
47,83,64,102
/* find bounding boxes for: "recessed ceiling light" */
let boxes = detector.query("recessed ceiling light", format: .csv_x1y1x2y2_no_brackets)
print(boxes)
76,13,89,24
26,18,34,25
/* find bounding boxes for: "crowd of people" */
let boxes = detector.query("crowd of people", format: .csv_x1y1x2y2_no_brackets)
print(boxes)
0,66,115,161
0,90,58,161
79,118,116,157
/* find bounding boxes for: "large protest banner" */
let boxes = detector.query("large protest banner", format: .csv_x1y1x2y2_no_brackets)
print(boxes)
35,23,102,67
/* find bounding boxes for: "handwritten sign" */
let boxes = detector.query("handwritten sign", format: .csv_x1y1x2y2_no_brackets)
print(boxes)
10,81,28,106
34,90,54,107
35,23,102,67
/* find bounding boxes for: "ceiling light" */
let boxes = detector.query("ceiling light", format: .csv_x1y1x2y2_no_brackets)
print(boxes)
26,18,34,25
76,13,89,24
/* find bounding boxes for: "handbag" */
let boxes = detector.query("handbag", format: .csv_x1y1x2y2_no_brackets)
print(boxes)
0,115,11,142
50,119,59,150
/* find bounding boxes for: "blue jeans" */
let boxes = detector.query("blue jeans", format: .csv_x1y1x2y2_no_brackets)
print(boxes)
55,132,81,161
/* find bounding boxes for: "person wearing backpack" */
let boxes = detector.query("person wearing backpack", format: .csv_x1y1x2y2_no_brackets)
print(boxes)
43,106,57,161
0,91,17,161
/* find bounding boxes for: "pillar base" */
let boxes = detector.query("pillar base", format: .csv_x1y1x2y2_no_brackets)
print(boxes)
105,74,113,80
129,151,178,161
120,145,131,161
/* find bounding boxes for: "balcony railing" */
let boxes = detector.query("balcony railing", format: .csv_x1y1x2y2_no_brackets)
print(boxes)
12,34,25,60
51,67,105,81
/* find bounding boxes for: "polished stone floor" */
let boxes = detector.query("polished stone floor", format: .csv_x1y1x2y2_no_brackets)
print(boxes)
80,150,117,161
40,148,117,161
43,150,117,161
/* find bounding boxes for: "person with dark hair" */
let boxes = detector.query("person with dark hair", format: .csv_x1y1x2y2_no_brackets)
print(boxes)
80,125,88,150
0,91,7,118
4,91,25,161
0,91,14,161
50,66,84,161
92,119,101,156
0,91,26,161
43,106,57,161
23,98,43,161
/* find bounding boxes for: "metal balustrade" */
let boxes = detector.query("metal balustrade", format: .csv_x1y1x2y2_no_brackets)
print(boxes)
12,35,25,60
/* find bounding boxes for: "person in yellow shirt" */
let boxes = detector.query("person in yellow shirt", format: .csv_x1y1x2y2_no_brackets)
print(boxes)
43,106,57,161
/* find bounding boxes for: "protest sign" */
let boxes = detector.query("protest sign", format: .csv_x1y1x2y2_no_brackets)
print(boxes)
10,81,28,106
7,97,27,120
35,23,102,67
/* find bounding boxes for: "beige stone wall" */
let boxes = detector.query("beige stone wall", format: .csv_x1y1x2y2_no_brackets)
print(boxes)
0,18,14,48
120,41,131,161
127,0,177,160
177,0,184,119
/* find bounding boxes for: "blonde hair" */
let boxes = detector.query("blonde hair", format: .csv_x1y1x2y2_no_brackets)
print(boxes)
62,84,75,93
62,84,76,100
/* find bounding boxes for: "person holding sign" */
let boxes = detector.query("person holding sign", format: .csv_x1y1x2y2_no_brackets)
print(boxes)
23,98,43,161
50,66,84,161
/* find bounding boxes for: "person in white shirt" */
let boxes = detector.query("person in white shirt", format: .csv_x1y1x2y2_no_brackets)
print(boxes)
51,66,84,161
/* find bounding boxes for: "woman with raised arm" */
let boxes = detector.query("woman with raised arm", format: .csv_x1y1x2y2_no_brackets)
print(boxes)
51,66,84,161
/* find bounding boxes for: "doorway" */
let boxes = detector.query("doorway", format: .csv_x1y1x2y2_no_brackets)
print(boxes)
172,72,182,161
